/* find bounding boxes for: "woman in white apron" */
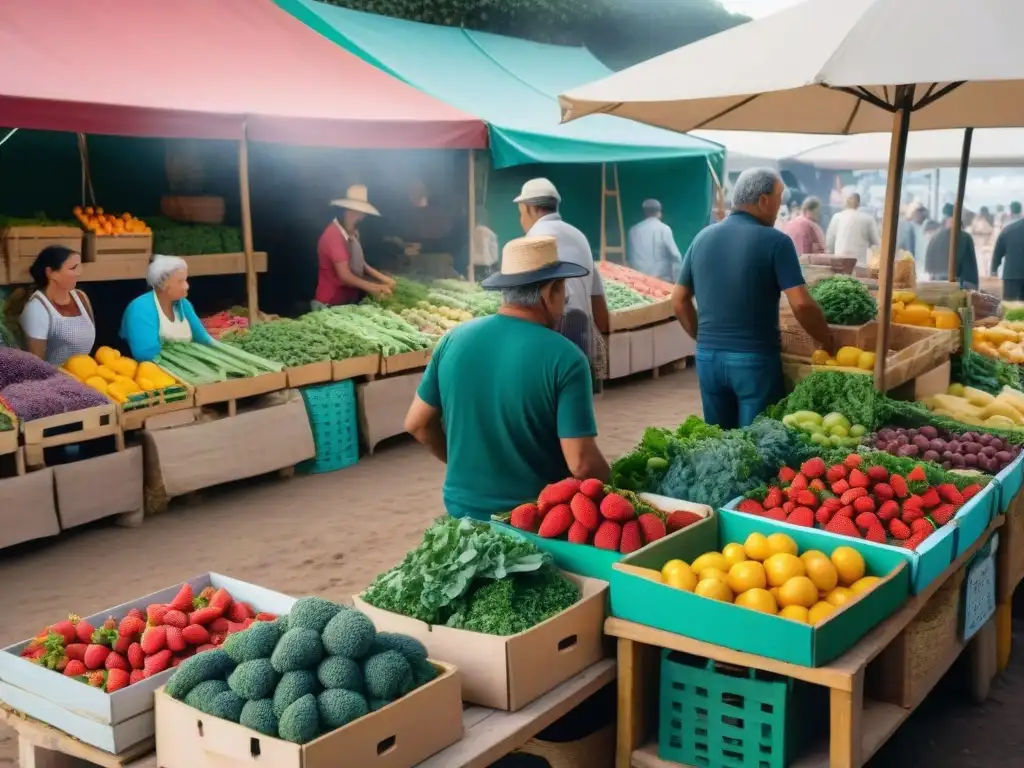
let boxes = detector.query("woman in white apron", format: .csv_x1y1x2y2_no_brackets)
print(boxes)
20,246,96,367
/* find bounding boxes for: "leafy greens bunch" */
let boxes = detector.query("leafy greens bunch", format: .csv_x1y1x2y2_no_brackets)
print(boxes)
808,276,877,326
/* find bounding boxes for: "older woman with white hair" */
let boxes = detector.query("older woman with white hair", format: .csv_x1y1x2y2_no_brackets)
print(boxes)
119,254,215,361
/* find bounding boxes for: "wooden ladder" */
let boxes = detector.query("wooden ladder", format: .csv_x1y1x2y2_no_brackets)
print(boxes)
600,163,626,263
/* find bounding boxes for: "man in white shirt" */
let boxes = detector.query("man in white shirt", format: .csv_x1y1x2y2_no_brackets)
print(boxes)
826,193,881,265
628,199,683,282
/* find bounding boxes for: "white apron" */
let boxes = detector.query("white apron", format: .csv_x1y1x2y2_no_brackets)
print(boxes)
155,293,193,343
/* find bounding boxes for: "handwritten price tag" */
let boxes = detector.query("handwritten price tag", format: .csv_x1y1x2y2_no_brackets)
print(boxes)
961,535,997,642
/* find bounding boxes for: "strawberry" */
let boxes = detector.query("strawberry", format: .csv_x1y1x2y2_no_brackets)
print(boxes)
873,483,895,501
815,506,834,525
169,584,194,613
795,490,819,508
853,495,876,515
787,507,814,527
667,510,702,532
243,618,255,629
930,504,957,526
903,494,924,510
579,478,605,501
903,532,929,551
844,454,863,469
227,602,255,624
961,484,982,501
106,668,130,693
143,649,172,677
208,617,231,634
570,493,601,530
764,507,787,522
889,474,909,498
86,671,106,688
65,643,87,661
763,487,784,509
620,521,643,554
209,633,226,646
538,479,581,512
840,487,868,506
919,488,940,509
567,521,591,544
809,478,826,492
141,626,166,655
130,669,146,685
165,626,187,653
784,485,802,503
907,466,927,483
936,483,964,506
836,505,856,519
877,500,901,522
75,619,95,644
593,520,622,551
50,619,77,645
782,501,796,516
911,517,936,537
600,493,636,522
189,607,222,626
855,512,879,531
865,522,887,544
736,498,766,516
902,506,924,524
848,469,870,489
118,615,145,638
888,518,911,540
866,466,889,484
638,513,667,543
800,457,826,479
208,589,233,613
163,610,188,629
821,496,843,511
114,635,133,654
831,479,851,496
146,604,168,627
127,643,145,670
105,652,130,672
538,504,573,538
826,464,848,483
510,503,540,532
789,473,808,491
127,608,145,621
778,466,797,484
63,660,87,677
83,644,110,670
825,515,861,538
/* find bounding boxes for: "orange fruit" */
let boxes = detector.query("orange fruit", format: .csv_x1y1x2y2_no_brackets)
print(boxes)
826,587,855,607
691,552,730,574
808,601,836,625
765,533,798,556
722,543,747,567
764,553,805,587
695,578,733,603
779,605,809,623
831,547,865,586
727,561,767,594
777,576,818,608
850,576,881,594
743,533,771,562
85,206,94,215
664,565,697,593
804,555,839,593
96,207,104,215
734,588,777,615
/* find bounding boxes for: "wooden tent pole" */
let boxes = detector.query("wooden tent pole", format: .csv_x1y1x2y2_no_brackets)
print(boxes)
238,127,258,323
468,150,476,283
873,85,915,391
949,128,974,282
600,163,608,262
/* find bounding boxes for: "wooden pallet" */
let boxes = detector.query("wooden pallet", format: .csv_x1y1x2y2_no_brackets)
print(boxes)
0,706,154,768
22,403,122,468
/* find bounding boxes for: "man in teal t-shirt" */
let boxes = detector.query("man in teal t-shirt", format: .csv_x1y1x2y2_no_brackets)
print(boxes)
405,235,611,521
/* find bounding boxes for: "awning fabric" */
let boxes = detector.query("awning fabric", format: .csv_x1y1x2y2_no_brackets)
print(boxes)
277,0,723,168
0,0,485,149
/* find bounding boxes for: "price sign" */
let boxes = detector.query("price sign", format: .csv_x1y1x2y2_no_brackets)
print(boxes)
961,534,997,642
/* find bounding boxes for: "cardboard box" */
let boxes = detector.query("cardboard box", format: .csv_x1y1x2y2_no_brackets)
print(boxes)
54,447,144,529
192,371,288,407
605,332,631,379
356,373,422,454
141,392,314,497
0,574,294,754
629,328,655,373
382,349,432,376
608,299,674,332
332,354,381,381
354,573,608,711
0,468,59,550
652,320,695,367
285,361,333,389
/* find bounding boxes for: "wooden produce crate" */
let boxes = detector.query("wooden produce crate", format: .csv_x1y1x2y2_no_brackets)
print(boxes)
117,383,195,432
22,403,122,469
779,311,875,357
285,360,333,388
83,232,152,264
180,251,268,277
382,348,432,375
191,371,288,415
1,225,83,284
608,299,674,332
332,353,381,381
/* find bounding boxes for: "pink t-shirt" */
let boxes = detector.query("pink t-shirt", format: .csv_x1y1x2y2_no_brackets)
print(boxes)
315,223,360,306
784,216,826,255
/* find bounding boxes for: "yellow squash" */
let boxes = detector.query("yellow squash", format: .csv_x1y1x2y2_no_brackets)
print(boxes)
95,365,119,383
65,354,98,380
84,376,108,395
109,356,138,378
835,346,862,367
94,346,121,367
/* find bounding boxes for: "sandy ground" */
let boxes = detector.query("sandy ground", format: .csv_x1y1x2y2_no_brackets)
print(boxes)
0,368,1020,766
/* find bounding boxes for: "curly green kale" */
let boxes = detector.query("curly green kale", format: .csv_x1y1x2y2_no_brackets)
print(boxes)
655,432,763,510
445,565,580,636
768,371,883,429
808,276,878,325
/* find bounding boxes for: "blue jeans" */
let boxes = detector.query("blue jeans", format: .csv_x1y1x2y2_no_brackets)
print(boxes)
696,348,786,429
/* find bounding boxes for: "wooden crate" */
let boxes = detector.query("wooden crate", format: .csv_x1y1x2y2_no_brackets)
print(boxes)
381,348,432,375
118,383,195,432
83,232,152,264
191,371,288,415
332,353,381,381
285,360,333,388
608,299,674,332
1,225,83,283
180,251,268,277
779,312,875,357
22,403,122,469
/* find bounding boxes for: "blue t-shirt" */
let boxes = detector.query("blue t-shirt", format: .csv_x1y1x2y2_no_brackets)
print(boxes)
678,211,804,352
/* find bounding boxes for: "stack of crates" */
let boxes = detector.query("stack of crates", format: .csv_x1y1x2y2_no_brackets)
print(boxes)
298,379,359,474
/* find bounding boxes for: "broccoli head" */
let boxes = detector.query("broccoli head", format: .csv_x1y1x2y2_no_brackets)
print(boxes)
273,670,321,719
228,658,280,701
278,694,320,745
372,632,427,664
271,628,324,674
288,597,344,633
321,610,375,659
208,690,246,723
224,621,280,664
409,657,438,688
317,689,369,731
166,649,236,700
369,698,392,712
317,655,363,692
184,680,231,714
363,651,413,701
273,615,290,634
240,698,279,737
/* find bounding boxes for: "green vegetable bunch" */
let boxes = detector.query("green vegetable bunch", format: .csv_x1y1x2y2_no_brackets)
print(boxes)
767,371,883,430
809,276,878,326
952,349,1021,395
604,280,653,311
306,306,433,357
154,341,283,385
366,277,430,312
149,217,242,255
223,319,332,367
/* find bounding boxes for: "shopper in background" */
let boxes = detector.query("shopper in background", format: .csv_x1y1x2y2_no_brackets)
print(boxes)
20,245,96,367
783,197,826,255
926,203,979,288
673,168,834,429
992,203,1024,299
471,206,499,279
826,192,881,264
628,198,683,282
897,202,928,260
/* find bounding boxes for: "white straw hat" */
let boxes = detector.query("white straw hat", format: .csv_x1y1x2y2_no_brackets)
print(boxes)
513,178,561,204
481,235,588,290
330,184,380,216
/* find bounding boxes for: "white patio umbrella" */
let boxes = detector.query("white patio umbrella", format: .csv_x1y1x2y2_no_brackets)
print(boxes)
560,0,1024,388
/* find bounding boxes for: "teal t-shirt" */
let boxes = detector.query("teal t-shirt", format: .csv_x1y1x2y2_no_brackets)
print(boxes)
417,314,597,521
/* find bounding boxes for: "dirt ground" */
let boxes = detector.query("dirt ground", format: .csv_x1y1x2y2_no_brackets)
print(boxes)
0,368,1020,766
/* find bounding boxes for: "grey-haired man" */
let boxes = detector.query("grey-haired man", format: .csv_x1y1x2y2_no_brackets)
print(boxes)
628,199,683,282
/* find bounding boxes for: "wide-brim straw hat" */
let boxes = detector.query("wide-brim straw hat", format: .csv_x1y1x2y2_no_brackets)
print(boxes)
330,184,380,217
482,235,588,290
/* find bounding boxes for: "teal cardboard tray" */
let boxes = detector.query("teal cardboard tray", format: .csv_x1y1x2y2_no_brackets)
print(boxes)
724,496,954,595
610,509,911,667
954,481,998,558
995,453,1024,514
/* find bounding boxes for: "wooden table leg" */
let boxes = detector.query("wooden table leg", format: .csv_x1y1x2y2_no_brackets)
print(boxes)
617,638,657,768
968,615,997,703
996,601,1013,672
829,672,864,768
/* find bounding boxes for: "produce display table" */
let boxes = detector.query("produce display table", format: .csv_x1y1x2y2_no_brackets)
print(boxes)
0,706,154,768
610,519,1001,768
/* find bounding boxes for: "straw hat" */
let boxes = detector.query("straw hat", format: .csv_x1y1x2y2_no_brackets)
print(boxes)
481,236,588,290
330,185,380,216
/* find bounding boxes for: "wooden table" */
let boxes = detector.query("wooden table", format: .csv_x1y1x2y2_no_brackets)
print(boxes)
610,519,1002,768
0,707,154,768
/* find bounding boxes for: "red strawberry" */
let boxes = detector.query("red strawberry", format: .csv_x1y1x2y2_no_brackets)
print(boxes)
919,488,940,509
826,464,848,483
831,479,851,496
163,610,188,629
825,515,861,538
782,500,796,515
930,504,957,526
800,457,826,479
75,619,95,644
795,490,819,508
809,478,826,492
961,484,982,501
141,626,166,655
888,518,911,540
146,604,168,627
911,518,935,537
907,466,927,483
865,522,887,544
208,617,231,633
855,512,879,531
538,479,581,512
815,506,834,525
821,496,843,511
840,487,868,506
106,668,130,693
873,483,895,501
763,507,787,522
877,500,901,522
902,506,924,524
50,619,77,645
903,532,929,551
143,649,172,677
209,633,226,646
63,660,87,677
620,521,643,554
65,643,87,661
118,615,145,638
189,607,223,626
844,454,863,469
567,521,591,544
866,466,889,483
836,505,856,519
936,483,965,505
165,626,187,653
510,503,540,532
538,504,573,538
179,625,208,647
169,584,194,613
130,669,146,685
83,644,110,670
600,493,636,521
667,510,702,532
113,635,133,654
778,466,797,484
208,589,233,613
579,478,605,501
789,473,808,491
852,495,876,515
787,507,814,527
127,608,145,622
785,485,803,503
227,602,255,624
243,618,255,629
889,474,909,498
848,469,870,488
763,487,784,509
105,652,130,672
570,493,601,530
638,513,667,543
736,498,766,516
254,612,276,622
903,494,924,511
127,643,145,670
593,520,622,551
196,644,217,653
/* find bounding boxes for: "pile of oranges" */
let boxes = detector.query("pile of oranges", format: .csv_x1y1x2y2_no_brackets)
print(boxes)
73,206,151,236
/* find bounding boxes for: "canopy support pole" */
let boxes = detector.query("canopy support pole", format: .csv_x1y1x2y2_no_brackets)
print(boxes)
873,85,915,391
238,128,258,324
949,128,974,282
468,149,476,283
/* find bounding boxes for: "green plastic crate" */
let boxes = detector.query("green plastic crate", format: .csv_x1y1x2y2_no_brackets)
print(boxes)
298,379,359,474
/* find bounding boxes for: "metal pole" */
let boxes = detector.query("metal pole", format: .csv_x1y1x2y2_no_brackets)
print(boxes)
949,128,974,283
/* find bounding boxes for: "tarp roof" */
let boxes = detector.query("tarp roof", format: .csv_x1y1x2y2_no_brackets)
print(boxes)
0,0,485,149
277,0,723,168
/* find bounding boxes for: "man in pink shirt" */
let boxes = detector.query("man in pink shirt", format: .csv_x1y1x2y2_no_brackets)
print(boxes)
784,197,826,256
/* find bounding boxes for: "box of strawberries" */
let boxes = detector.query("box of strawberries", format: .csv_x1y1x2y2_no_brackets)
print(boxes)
0,573,294,755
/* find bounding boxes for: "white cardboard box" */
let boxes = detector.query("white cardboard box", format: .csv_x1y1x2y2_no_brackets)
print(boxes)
0,573,295,754
0,468,59,550
55,447,144,529
653,321,695,367
629,328,655,374
605,333,631,379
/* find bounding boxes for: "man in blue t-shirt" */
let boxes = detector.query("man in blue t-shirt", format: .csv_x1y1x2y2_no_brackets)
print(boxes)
674,168,834,429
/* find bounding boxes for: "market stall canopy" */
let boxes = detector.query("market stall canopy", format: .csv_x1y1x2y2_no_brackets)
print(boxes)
276,0,722,168
559,0,1024,135
690,131,838,169
790,129,1024,170
0,0,485,149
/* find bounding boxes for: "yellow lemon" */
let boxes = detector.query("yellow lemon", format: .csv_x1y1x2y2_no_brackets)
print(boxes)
800,550,828,567
695,578,734,603
830,546,865,587
727,560,767,595
808,601,837,625
779,605,810,623
804,555,839,593
766,533,798,557
826,587,855,607
734,588,777,615
699,568,730,584
664,565,697,592
769,587,780,603
691,552,731,574
850,576,881,594
743,533,771,562
661,559,688,580
722,542,748,567
777,576,818,608
764,553,805,587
